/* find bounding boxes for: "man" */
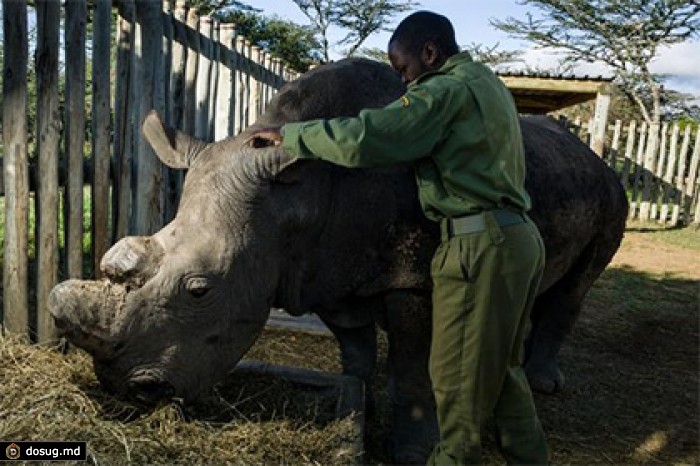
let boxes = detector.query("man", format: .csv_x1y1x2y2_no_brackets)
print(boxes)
250,11,549,465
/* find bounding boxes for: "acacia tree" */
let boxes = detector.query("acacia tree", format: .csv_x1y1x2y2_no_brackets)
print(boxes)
491,0,700,125
292,0,416,62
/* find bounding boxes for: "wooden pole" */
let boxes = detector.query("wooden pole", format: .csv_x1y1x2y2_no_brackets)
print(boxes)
639,123,660,221
682,128,700,225
195,15,214,140
249,44,261,124
670,126,691,226
208,19,220,141
650,122,670,220
64,0,87,279
184,7,200,136
234,35,247,135
91,0,112,278
215,23,235,141
659,123,680,225
165,0,188,222
133,0,165,235
619,120,636,188
608,120,622,172
35,0,61,341
629,122,647,219
590,93,610,157
2,0,30,334
113,1,136,241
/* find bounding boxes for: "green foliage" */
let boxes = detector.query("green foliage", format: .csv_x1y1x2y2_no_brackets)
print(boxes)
462,43,523,67
216,10,322,72
292,0,416,62
492,0,700,124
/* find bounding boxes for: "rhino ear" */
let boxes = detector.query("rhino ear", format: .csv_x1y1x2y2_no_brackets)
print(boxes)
142,110,208,169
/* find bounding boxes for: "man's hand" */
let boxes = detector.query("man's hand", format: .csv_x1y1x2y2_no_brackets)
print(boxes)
245,127,283,148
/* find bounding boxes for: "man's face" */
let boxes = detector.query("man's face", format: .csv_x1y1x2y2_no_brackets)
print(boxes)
388,41,431,85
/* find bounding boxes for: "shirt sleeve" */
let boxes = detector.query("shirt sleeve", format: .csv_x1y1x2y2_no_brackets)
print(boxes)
280,80,463,168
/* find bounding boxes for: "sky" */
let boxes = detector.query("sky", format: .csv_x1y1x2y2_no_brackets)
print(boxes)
252,0,700,98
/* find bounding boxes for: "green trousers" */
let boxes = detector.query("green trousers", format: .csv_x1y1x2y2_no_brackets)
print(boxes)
427,212,549,465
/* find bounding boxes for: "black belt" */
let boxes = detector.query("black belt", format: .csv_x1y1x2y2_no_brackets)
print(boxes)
443,210,525,238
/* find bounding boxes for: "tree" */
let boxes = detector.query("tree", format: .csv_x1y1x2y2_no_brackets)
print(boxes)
292,0,416,62
216,10,322,72
491,0,700,126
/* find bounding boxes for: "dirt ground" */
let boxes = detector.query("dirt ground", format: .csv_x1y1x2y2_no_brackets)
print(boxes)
251,228,700,465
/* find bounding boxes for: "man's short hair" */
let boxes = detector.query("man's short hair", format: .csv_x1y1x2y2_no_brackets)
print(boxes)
389,11,460,56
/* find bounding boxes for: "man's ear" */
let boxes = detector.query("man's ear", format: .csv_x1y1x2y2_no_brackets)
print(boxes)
422,41,442,70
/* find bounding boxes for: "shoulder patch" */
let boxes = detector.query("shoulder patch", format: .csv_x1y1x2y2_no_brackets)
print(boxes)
400,95,410,107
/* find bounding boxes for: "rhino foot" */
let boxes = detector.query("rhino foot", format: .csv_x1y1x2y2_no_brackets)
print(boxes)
525,362,565,394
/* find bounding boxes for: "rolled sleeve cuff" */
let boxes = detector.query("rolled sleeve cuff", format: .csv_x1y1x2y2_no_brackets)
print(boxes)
281,122,319,161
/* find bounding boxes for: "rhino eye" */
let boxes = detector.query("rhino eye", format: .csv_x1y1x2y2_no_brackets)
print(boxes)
185,276,212,298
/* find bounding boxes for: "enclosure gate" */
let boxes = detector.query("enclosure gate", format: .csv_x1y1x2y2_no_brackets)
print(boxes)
1,0,298,341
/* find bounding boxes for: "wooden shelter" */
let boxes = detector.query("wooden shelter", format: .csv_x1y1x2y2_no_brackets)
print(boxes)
498,71,613,156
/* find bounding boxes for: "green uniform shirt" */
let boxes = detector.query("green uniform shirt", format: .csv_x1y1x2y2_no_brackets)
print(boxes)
281,52,531,222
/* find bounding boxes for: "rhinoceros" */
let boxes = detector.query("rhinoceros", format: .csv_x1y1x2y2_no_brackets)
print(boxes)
50,58,627,463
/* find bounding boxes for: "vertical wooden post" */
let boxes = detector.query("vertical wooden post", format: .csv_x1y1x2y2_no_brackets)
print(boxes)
2,0,30,334
208,19,220,141
170,1,188,130
590,93,610,157
619,120,637,188
234,35,248,135
659,123,680,225
91,0,112,278
608,120,622,172
64,0,87,279
650,122,669,220
215,23,235,140
629,121,648,219
195,15,213,140
249,45,261,125
670,126,691,226
682,128,700,225
133,0,165,235
639,123,660,221
165,0,188,222
184,7,200,136
35,0,61,341
113,0,136,241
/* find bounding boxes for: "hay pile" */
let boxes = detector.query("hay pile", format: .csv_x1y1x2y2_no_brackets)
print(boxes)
0,332,358,465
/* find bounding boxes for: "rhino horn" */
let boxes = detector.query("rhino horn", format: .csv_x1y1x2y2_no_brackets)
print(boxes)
142,110,209,169
100,236,163,286
49,280,119,359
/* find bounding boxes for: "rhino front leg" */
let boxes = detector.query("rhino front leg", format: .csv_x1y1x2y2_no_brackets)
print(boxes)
322,319,378,413
384,290,438,465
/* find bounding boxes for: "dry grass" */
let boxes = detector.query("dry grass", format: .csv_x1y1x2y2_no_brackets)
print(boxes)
0,332,358,465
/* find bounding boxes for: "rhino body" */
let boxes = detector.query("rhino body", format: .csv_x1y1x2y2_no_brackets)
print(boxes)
50,58,627,462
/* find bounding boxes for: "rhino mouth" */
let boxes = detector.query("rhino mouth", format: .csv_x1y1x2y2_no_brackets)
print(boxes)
127,372,176,404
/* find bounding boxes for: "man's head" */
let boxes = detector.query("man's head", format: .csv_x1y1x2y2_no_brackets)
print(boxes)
388,11,459,84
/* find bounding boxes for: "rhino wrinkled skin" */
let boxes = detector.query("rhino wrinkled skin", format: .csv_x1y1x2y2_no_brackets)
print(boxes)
50,58,628,463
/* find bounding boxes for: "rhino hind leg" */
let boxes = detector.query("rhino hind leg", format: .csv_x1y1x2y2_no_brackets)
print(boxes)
383,290,438,465
526,236,615,394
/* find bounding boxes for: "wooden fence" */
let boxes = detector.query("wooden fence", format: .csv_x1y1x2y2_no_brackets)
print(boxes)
565,117,700,226
1,0,298,341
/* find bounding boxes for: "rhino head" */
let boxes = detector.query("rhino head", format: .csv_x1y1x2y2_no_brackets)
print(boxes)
50,111,331,403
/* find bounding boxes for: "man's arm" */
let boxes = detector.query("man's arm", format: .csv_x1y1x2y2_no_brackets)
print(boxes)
280,81,463,168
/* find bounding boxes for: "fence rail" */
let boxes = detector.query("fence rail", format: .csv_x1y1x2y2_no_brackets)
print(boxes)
1,0,297,340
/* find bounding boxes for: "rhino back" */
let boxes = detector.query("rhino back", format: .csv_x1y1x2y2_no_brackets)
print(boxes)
521,115,628,292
